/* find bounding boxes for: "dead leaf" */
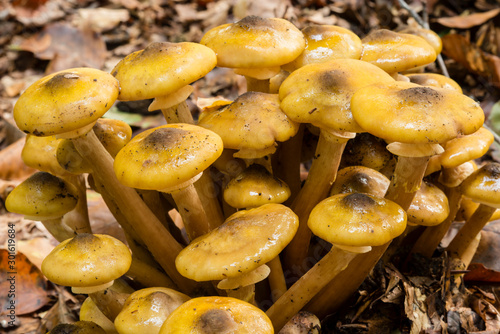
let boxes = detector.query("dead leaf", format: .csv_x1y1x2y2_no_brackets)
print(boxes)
0,249,50,316
442,33,500,88
11,0,65,27
17,237,56,270
0,137,37,181
18,22,107,73
436,8,500,29
76,8,130,33
464,263,500,282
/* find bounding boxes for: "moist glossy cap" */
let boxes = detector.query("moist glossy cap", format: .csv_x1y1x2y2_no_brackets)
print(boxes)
93,118,133,158
14,68,119,137
330,166,390,198
79,298,117,334
223,164,291,208
399,27,442,54
279,59,394,133
407,181,449,226
114,123,223,192
22,135,70,177
112,42,216,101
351,81,485,144
407,73,462,92
360,29,436,73
41,233,132,289
5,171,78,220
283,24,362,71
114,287,190,334
200,16,304,69
198,92,299,158
308,193,407,249
159,296,273,334
175,203,298,281
460,162,500,208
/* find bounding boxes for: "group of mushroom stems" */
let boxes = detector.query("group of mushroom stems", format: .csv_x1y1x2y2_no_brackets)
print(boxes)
6,15,497,333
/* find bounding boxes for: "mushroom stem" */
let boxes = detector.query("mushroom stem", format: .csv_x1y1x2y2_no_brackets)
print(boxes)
267,247,358,331
160,100,194,124
267,256,288,302
245,76,270,93
62,174,92,234
409,186,462,258
126,257,176,289
284,130,350,276
170,183,214,240
89,288,130,322
40,218,75,242
71,129,197,294
446,203,496,260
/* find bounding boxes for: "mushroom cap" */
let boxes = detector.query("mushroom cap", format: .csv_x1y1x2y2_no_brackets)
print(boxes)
283,24,362,71
159,296,274,334
200,15,304,69
114,123,223,192
114,287,190,334
398,27,442,54
406,73,462,93
56,139,93,174
5,171,78,220
41,233,132,288
339,133,394,173
439,160,477,188
14,68,119,137
407,180,449,226
80,298,117,334
279,59,394,133
350,81,485,144
360,29,437,73
175,203,298,281
22,135,69,177
330,166,390,198
460,162,500,208
223,164,291,209
48,321,106,334
439,127,494,169
198,92,299,158
112,42,216,101
308,193,407,248
93,118,133,158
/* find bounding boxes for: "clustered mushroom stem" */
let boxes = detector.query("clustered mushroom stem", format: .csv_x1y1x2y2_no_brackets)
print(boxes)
409,186,462,258
446,204,497,260
40,218,75,242
267,247,358,331
70,129,197,294
245,76,271,93
170,183,214,240
161,100,195,124
62,174,92,234
89,287,130,322
126,257,176,289
267,256,288,301
284,130,349,276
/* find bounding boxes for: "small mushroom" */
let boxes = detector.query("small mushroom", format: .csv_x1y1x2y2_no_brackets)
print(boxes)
114,287,190,334
201,15,305,92
80,297,118,334
266,193,406,330
5,172,78,242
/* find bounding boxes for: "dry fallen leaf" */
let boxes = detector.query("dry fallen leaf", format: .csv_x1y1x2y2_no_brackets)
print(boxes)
436,8,500,29
76,8,130,33
0,249,50,316
0,137,36,181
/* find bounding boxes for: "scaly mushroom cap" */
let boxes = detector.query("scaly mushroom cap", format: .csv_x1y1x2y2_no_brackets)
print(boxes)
114,123,223,192
439,127,494,169
282,24,362,72
201,15,305,70
5,172,78,220
330,166,390,198
159,296,274,334
308,193,407,250
175,203,298,281
351,81,485,144
279,59,394,133
399,27,443,55
22,135,69,177
48,321,106,334
407,181,449,226
41,233,132,289
407,73,462,92
198,92,299,159
360,29,437,74
114,287,190,334
460,162,500,209
14,68,119,138
223,164,291,209
93,118,133,158
112,42,216,101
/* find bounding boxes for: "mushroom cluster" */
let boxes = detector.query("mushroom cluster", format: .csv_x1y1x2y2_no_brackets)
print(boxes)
8,15,492,333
